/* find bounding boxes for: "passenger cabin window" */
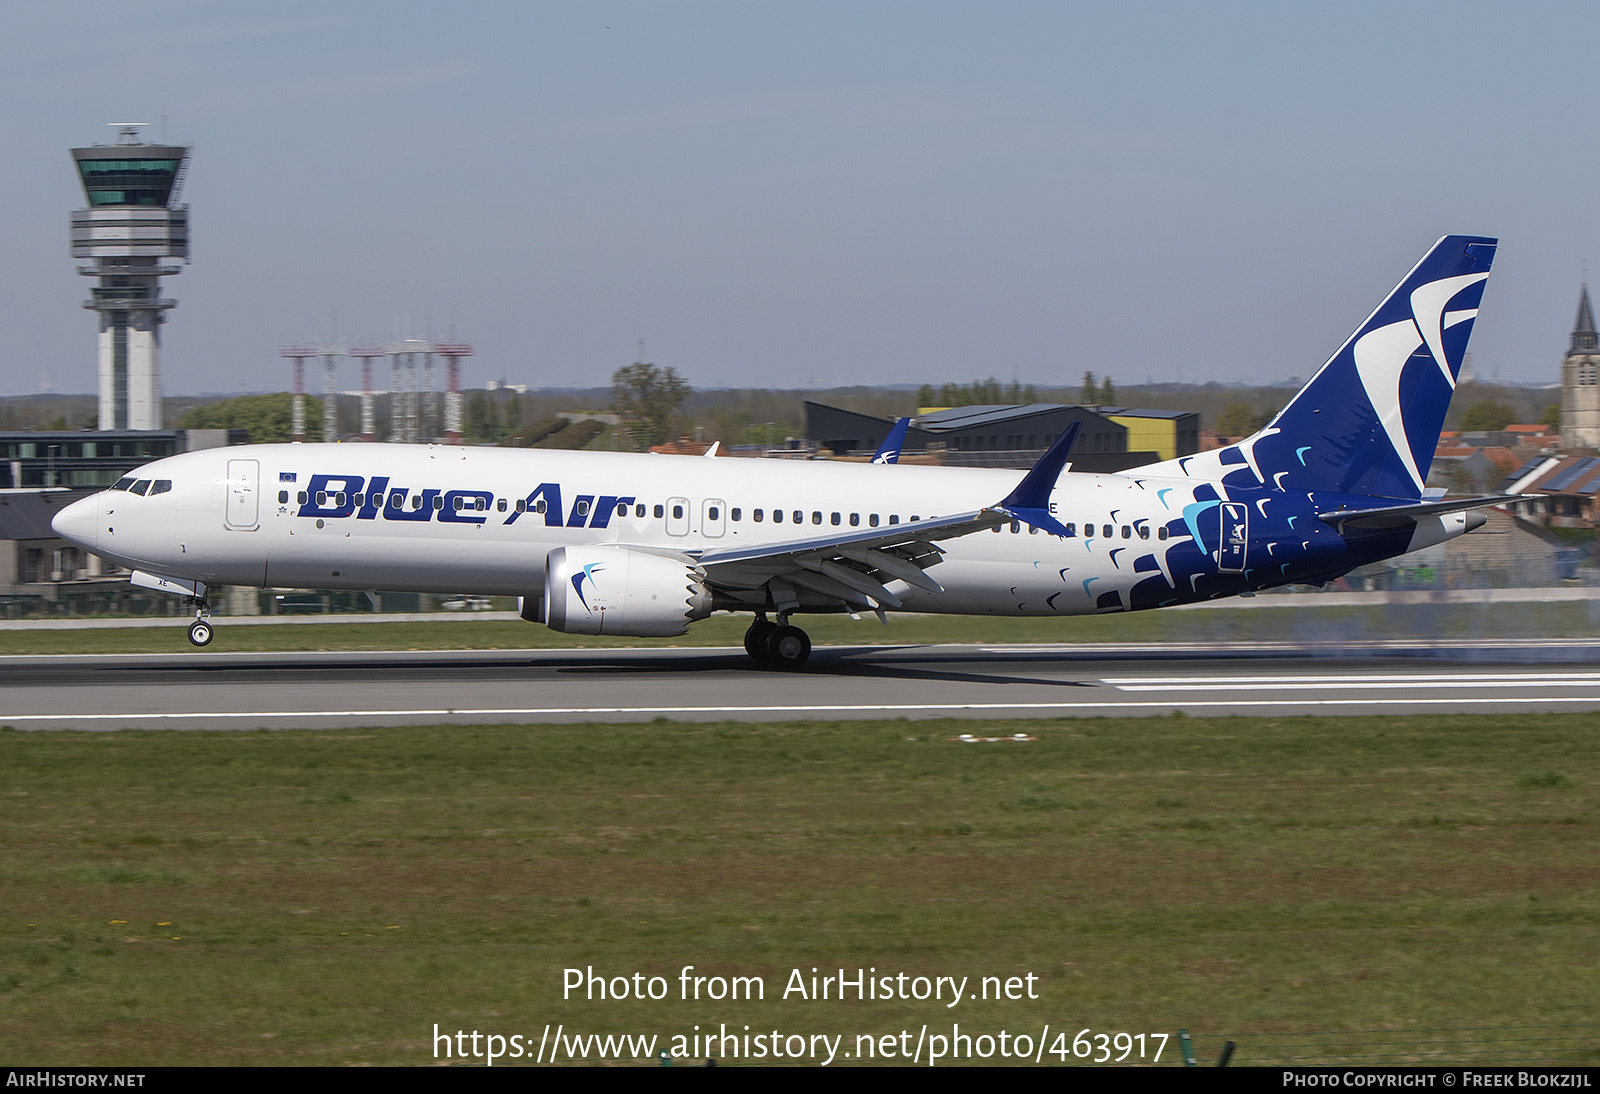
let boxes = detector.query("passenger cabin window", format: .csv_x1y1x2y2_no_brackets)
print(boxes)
278,491,289,504
708,506,720,521
336,492,347,507
352,494,364,507
299,492,308,504
535,499,547,514
731,508,741,521
671,504,683,519
792,511,802,524
498,499,508,512
1010,521,1021,534
812,511,822,525
316,491,327,505
1064,522,1076,536
1158,526,1169,540
574,500,590,517
849,513,859,526
1138,525,1149,540
754,509,764,522
433,496,444,510
1103,524,1113,538
654,504,665,518
869,514,879,527
772,510,783,523
392,492,405,508
635,504,645,517
889,515,899,524
830,512,840,526
617,502,629,517
1121,525,1131,539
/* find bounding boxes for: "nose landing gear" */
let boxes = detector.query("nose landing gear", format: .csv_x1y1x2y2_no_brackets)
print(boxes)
186,593,214,647
742,613,811,668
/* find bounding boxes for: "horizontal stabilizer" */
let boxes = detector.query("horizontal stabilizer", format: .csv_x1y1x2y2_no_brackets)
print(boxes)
1318,494,1524,530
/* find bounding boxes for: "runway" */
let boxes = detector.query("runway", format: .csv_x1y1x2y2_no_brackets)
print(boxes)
4,639,1600,729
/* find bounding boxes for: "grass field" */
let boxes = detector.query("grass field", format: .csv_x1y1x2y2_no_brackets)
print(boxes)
2,713,1597,1066
3,597,1600,655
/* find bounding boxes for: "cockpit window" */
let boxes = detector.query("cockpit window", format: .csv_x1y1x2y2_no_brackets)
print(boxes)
148,480,172,496
129,480,152,496
111,477,135,492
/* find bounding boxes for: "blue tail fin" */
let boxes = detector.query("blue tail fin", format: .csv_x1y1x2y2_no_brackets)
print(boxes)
872,417,911,464
1154,234,1497,500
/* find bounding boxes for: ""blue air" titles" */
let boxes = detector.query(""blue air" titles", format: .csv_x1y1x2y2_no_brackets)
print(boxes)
293,474,636,529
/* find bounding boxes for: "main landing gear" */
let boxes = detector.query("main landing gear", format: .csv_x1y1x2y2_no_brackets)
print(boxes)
743,613,811,669
186,593,214,647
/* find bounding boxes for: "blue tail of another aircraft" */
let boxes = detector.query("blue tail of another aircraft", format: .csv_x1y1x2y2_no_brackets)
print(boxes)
871,417,911,464
1151,234,1498,500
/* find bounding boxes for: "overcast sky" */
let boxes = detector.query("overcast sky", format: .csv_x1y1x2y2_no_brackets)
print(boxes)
2,2,1597,397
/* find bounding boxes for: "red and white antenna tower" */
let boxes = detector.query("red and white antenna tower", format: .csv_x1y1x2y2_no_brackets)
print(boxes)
319,345,346,442
280,347,317,441
348,347,385,441
433,341,473,445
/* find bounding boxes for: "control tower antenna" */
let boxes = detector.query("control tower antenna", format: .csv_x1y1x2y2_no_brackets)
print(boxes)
281,348,317,442
72,125,191,430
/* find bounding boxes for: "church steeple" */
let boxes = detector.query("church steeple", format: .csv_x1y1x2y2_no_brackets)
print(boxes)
1572,283,1598,353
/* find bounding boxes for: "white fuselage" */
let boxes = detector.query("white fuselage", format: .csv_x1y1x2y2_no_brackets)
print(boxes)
55,442,1274,617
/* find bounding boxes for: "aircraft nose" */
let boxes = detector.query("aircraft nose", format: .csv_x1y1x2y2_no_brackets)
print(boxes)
51,494,99,550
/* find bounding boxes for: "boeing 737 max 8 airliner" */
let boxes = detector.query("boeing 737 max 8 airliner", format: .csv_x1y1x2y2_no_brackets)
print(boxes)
51,235,1512,667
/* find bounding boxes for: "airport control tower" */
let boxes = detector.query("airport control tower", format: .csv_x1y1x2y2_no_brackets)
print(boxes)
70,125,191,430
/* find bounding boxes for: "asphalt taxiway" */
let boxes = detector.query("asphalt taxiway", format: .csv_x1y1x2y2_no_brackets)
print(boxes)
4,639,1600,729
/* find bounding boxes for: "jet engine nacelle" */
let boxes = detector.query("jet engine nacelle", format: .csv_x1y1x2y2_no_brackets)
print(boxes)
541,545,713,637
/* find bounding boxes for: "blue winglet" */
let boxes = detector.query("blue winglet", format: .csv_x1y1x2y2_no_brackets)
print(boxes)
871,417,911,464
998,420,1080,536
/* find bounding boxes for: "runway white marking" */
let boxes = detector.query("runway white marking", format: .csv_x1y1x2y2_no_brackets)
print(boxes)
1103,672,1600,692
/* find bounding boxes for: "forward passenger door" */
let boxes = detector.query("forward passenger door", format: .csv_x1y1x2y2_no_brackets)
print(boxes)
224,459,259,531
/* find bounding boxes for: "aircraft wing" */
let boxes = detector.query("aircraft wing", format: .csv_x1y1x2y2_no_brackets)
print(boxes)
687,507,1008,609
664,422,1083,612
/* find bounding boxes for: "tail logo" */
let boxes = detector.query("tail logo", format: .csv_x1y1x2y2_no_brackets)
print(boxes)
1353,272,1488,493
